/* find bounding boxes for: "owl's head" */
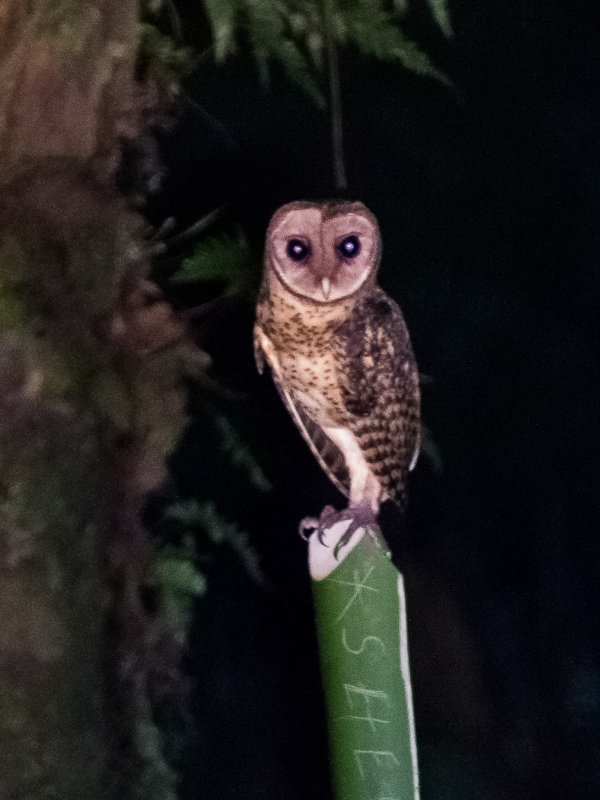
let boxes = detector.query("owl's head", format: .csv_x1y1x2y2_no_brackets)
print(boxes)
265,200,381,303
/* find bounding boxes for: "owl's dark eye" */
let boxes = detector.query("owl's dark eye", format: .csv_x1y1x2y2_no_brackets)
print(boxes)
337,235,361,259
286,238,310,262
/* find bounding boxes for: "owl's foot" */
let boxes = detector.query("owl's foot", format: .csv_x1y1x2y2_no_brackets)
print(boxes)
299,505,339,542
299,503,381,559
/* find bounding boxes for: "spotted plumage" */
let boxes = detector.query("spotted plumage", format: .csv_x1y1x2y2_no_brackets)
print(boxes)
254,200,420,542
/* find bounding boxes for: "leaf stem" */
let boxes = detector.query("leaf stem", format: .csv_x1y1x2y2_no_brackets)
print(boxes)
323,0,347,193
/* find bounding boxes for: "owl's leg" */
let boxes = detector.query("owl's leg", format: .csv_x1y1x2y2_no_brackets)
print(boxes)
299,502,381,556
299,428,383,554
336,503,383,557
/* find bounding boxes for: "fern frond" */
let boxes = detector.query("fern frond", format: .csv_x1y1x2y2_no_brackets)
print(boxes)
202,0,238,61
338,4,451,85
241,0,325,103
146,541,207,599
200,0,450,102
242,0,284,85
271,37,326,107
170,234,249,286
145,537,207,644
138,22,194,78
425,0,453,37
166,500,264,585
214,412,272,492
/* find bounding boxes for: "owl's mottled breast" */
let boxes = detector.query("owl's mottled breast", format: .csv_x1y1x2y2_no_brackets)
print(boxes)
257,275,357,425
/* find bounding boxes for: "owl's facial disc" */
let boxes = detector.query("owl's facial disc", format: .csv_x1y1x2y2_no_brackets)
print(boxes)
318,234,361,299
267,203,380,303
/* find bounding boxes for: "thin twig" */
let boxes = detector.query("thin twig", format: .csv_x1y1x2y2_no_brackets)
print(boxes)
162,204,229,250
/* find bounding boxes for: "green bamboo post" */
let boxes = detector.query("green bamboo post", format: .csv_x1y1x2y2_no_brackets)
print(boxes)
309,523,420,800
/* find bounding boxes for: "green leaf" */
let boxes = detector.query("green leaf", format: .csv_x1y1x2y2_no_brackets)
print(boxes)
137,22,194,78
339,4,451,85
389,34,450,85
170,234,249,286
144,538,207,647
270,37,326,107
243,0,285,86
166,500,264,585
214,413,272,492
149,556,207,597
164,499,202,529
425,0,453,37
202,0,238,61
146,537,207,598
199,0,450,104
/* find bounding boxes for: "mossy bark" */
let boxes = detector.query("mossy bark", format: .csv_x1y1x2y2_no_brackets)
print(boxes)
0,3,191,798
0,399,106,800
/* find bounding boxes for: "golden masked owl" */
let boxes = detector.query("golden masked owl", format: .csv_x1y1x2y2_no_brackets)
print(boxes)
254,200,420,547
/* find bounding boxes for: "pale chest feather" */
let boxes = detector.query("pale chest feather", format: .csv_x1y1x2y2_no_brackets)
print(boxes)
258,287,354,425
280,347,343,425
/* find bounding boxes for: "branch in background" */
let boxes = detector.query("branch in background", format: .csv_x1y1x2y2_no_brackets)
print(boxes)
155,204,230,253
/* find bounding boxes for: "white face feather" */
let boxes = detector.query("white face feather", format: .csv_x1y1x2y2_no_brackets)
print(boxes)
266,202,381,303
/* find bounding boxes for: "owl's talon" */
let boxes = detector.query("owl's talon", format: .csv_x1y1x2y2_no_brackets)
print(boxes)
333,518,375,559
300,503,382,559
299,505,338,544
298,516,320,541
317,522,332,546
330,504,381,559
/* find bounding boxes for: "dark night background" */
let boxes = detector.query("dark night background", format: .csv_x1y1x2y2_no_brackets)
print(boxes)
148,2,600,798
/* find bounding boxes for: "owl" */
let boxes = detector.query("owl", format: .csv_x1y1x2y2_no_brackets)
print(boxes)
254,200,420,549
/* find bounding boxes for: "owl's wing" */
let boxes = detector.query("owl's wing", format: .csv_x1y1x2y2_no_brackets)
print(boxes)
333,288,421,508
253,324,265,375
254,324,350,498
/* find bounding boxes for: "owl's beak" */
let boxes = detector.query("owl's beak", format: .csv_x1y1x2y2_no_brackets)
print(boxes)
320,277,331,299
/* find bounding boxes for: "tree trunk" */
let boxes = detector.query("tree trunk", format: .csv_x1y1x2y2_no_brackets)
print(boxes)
0,3,191,798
